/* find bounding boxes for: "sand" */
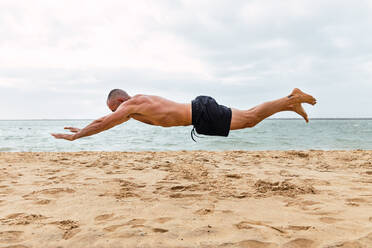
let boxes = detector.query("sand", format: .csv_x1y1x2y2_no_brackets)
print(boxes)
0,150,371,248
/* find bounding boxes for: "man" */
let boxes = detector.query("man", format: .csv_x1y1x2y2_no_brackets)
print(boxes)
51,88,316,141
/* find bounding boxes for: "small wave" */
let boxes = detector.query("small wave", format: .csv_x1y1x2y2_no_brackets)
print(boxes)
0,147,13,152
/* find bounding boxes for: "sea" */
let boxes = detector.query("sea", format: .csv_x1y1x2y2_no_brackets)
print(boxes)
1,119,372,152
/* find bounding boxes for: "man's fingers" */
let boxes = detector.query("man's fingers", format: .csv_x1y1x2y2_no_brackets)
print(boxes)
51,133,61,139
64,127,79,133
51,133,74,141
51,133,64,139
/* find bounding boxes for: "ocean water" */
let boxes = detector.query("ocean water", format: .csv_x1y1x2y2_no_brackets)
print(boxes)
0,119,372,152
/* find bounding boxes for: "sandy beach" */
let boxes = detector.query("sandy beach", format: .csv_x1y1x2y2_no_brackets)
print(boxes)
0,150,371,248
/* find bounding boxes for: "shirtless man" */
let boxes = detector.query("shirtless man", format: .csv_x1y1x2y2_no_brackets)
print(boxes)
51,88,316,141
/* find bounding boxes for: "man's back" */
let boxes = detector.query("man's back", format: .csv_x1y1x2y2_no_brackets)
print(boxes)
124,95,192,127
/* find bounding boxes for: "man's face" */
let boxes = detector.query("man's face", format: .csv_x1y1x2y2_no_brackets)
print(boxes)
107,98,123,112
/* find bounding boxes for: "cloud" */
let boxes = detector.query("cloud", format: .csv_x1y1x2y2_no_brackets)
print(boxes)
0,0,371,118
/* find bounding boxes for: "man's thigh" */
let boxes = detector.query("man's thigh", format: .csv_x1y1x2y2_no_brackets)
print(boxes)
230,108,256,130
230,108,246,130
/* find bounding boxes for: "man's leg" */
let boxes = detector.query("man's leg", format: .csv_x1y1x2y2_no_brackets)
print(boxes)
230,88,316,130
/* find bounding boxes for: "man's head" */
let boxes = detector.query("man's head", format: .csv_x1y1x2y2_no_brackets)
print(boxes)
107,89,130,112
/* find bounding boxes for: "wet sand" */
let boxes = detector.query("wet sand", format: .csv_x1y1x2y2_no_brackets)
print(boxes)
0,150,371,248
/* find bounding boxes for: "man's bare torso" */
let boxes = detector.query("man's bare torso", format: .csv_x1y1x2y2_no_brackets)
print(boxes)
123,95,192,127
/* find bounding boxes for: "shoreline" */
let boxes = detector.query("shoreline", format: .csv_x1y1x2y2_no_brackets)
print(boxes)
1,148,372,153
0,150,371,247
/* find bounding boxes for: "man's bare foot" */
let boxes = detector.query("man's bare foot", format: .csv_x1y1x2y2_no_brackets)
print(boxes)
292,103,309,123
288,88,317,105
287,88,316,122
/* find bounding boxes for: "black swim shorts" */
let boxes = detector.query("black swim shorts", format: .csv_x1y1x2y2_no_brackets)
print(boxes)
191,96,232,140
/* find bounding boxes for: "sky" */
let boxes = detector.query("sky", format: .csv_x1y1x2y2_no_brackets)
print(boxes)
0,0,371,119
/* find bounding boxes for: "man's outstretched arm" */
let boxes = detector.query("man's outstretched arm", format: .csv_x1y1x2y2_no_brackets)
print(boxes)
51,106,132,141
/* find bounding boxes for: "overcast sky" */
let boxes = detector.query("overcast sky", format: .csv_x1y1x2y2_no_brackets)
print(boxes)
0,0,371,119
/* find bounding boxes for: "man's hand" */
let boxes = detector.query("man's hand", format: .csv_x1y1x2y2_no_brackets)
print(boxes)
51,105,132,141
51,126,80,141
51,133,76,141
64,127,81,133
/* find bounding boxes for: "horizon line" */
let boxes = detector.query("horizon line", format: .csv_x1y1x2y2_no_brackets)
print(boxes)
1,118,372,121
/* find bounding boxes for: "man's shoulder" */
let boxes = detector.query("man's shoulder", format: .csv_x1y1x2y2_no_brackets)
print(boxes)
116,96,147,114
124,95,158,108
130,94,151,103
130,94,164,103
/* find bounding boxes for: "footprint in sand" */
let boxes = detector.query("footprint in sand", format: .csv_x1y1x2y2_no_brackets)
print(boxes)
112,180,145,199
233,220,286,234
23,188,75,200
286,151,310,158
103,218,147,232
62,228,81,240
0,187,14,195
104,224,125,232
234,221,254,230
279,170,299,178
131,166,146,171
286,225,312,231
170,184,200,192
346,197,368,204
225,174,242,179
326,232,372,248
301,200,321,206
34,199,51,205
40,188,75,195
114,231,138,239
319,217,343,224
152,228,168,233
169,193,202,199
44,169,61,175
194,208,214,215
283,238,316,248
184,225,227,238
0,231,24,243
0,213,47,225
153,217,173,224
127,218,146,226
254,180,316,198
221,210,234,214
285,200,321,208
219,240,278,248
61,173,77,180
50,220,80,240
95,213,114,222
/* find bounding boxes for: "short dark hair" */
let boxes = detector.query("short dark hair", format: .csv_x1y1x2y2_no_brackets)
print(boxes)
107,89,129,102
